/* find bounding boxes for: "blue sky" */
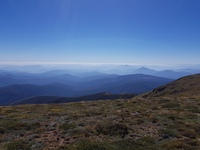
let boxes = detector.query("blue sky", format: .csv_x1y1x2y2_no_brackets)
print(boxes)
0,0,200,65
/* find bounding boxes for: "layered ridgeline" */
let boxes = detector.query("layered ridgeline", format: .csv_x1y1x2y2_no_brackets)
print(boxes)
0,74,172,105
143,74,200,98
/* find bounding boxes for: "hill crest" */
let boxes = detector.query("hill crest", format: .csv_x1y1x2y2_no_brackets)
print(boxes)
143,74,200,98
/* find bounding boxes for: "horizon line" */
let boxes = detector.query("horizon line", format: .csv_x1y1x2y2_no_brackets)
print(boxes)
0,61,199,67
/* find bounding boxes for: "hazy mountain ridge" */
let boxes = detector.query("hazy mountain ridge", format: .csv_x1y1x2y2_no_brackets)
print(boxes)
0,66,199,106
0,73,172,105
0,83,74,105
0,65,199,86
132,67,191,79
10,92,135,105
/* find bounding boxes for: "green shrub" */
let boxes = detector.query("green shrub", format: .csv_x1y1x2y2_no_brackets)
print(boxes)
186,139,200,147
4,140,30,150
59,123,76,131
111,138,158,150
181,130,197,139
75,140,111,150
25,122,41,130
95,122,128,138
59,140,112,150
59,138,158,150
188,106,200,113
0,127,5,134
160,140,199,150
159,128,178,138
0,120,40,132
161,102,180,109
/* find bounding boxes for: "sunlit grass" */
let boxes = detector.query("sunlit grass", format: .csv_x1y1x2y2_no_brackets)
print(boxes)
0,97,199,149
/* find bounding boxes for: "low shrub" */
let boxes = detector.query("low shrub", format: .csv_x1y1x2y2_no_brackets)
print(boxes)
59,140,112,150
59,123,76,131
95,122,129,138
159,128,178,138
4,140,30,150
161,102,180,109
160,140,199,150
111,137,158,150
181,130,197,139
0,127,5,134
0,120,40,132
73,140,111,150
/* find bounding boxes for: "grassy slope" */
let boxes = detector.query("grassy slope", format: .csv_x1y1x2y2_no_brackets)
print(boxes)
0,97,199,150
144,74,200,98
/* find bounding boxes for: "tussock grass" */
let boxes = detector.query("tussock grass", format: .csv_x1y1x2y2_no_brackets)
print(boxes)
0,97,199,149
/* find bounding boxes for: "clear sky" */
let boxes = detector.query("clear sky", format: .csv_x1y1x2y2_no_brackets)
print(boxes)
0,0,200,66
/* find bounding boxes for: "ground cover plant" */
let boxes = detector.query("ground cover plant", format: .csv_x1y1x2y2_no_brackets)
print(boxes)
0,96,199,150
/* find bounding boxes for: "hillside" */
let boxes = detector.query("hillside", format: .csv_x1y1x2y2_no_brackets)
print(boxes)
143,74,200,98
0,97,199,149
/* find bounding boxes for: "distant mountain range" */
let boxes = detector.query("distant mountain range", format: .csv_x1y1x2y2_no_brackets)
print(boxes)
0,83,74,105
1,65,200,79
131,67,193,79
0,73,172,105
0,66,199,106
0,66,198,87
